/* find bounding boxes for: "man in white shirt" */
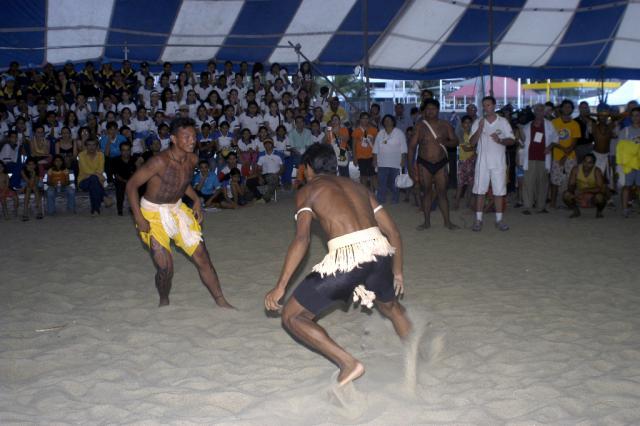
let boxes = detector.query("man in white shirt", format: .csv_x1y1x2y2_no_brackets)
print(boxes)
257,139,283,202
239,102,263,136
194,72,213,102
469,96,515,231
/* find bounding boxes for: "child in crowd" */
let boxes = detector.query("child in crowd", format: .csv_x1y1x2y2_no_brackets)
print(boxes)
21,157,43,220
46,154,75,215
0,160,18,219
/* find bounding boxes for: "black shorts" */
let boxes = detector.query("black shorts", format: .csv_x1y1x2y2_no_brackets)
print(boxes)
358,158,375,176
292,255,395,316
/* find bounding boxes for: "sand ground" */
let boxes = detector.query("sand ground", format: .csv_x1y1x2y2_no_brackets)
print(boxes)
1,194,640,425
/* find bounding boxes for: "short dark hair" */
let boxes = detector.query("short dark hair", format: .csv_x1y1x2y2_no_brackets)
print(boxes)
198,159,209,166
301,143,337,175
170,117,196,135
584,153,596,162
461,115,473,123
119,140,131,151
482,96,497,105
631,107,640,114
381,114,396,128
560,99,574,110
106,121,118,130
421,98,440,111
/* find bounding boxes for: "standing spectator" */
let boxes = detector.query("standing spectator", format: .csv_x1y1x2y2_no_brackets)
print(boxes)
469,96,515,231
453,115,476,210
78,139,112,216
257,139,283,203
550,100,581,208
46,154,75,215
286,116,312,186
99,121,126,183
591,103,617,194
352,112,378,189
326,115,351,177
617,107,640,218
520,104,558,215
20,157,43,220
394,103,410,133
373,115,407,204
575,101,595,162
112,141,137,216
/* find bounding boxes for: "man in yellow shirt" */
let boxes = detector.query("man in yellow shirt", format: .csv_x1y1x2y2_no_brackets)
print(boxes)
563,153,606,218
78,139,113,215
322,97,348,123
550,100,581,208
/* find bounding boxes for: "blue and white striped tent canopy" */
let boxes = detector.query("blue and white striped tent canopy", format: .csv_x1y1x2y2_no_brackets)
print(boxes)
2,0,639,79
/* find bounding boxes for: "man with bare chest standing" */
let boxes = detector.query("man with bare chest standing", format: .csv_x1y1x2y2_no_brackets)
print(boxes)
126,117,233,308
408,99,459,230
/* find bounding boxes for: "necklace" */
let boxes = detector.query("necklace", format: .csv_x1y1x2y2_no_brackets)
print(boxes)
169,149,186,164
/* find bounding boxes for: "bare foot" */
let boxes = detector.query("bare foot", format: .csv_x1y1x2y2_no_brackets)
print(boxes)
596,211,604,218
445,222,459,230
569,209,581,218
416,222,430,231
338,361,365,387
214,296,236,309
159,298,170,307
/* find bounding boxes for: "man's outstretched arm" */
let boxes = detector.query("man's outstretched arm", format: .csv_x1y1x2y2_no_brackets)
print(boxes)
369,192,404,296
265,189,313,311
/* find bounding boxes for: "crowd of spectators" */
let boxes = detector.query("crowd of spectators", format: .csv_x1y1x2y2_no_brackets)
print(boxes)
0,57,638,224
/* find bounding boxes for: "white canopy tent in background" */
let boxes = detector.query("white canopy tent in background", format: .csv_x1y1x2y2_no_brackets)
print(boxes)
579,80,640,107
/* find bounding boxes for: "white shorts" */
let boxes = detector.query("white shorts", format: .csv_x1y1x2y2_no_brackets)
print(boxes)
473,167,507,196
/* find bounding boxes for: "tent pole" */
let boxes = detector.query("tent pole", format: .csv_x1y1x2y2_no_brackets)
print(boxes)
363,0,371,111
488,0,494,97
288,41,360,113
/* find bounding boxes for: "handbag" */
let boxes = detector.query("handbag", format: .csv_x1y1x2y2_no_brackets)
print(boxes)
395,168,413,188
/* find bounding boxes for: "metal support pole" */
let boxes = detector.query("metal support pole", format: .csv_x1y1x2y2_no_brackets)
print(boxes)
363,0,371,111
288,41,360,113
123,41,129,61
488,0,494,97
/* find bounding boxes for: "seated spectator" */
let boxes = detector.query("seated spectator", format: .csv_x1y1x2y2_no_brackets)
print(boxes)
227,167,251,208
20,157,43,220
257,139,283,203
112,141,137,216
0,130,23,188
563,153,606,218
55,126,78,171
29,124,52,177
0,160,18,219
192,159,230,208
78,139,112,216
46,154,75,215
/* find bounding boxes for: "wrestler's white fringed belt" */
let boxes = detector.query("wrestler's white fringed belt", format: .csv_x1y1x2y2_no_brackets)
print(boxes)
140,197,202,247
312,226,395,277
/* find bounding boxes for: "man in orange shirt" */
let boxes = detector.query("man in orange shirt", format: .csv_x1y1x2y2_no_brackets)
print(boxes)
352,112,378,188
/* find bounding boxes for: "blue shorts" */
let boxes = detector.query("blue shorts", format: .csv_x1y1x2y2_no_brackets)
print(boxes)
625,170,640,187
516,165,525,179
